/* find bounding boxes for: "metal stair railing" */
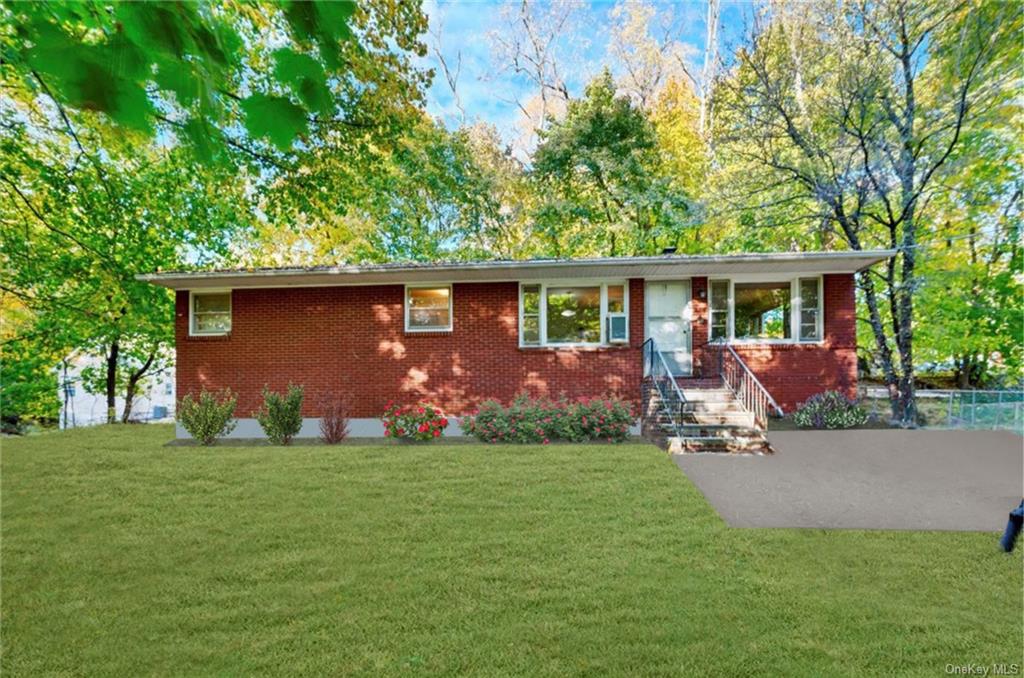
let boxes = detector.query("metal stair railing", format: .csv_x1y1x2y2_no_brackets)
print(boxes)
642,338,689,438
707,338,784,430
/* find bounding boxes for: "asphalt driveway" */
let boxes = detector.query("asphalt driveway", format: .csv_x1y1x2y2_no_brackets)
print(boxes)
673,430,1023,531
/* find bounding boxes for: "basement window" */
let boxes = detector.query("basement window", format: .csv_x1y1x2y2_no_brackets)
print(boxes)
190,291,231,336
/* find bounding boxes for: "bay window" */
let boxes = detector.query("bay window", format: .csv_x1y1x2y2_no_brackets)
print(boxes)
519,282,628,346
707,277,822,343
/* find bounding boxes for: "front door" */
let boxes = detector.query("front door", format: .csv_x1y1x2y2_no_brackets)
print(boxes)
646,281,692,375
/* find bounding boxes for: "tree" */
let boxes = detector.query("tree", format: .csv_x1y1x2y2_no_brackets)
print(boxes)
489,0,587,156
458,123,538,261
0,295,61,430
713,0,1021,424
1,1,428,163
1,1,433,426
607,0,696,111
650,78,710,250
1,116,246,422
913,111,1023,387
532,69,690,256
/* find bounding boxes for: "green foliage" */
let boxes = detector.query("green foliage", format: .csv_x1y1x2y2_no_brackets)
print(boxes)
794,392,868,430
461,394,633,444
710,0,1023,422
533,69,691,256
0,346,59,431
1,298,61,429
239,94,309,152
253,384,305,445
381,402,449,441
0,1,364,160
177,389,238,445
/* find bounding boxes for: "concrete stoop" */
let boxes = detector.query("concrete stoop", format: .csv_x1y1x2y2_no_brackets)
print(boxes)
643,378,773,455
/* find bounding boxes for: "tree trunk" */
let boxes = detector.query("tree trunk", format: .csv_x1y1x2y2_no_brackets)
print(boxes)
105,338,119,424
122,352,157,423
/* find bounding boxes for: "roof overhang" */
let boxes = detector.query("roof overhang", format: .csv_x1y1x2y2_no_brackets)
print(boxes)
136,250,895,290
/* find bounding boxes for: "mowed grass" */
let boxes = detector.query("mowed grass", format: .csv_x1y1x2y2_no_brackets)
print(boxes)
2,425,1021,677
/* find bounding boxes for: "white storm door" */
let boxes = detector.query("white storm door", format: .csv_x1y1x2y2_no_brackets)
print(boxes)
646,281,692,375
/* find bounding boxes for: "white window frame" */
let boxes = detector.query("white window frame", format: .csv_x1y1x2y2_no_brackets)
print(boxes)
189,289,232,337
707,275,824,345
518,281,629,348
404,284,453,333
797,276,824,342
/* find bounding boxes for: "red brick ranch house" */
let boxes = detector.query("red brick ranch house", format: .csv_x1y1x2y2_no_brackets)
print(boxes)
138,250,893,443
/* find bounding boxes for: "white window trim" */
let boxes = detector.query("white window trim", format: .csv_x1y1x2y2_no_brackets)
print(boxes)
404,284,453,333
797,276,825,343
707,275,824,345
189,289,232,337
518,280,629,348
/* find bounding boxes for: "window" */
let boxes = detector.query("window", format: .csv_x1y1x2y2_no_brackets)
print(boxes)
521,284,541,345
707,277,823,343
519,282,628,346
606,284,628,343
734,282,791,340
709,280,730,340
164,382,173,396
405,285,452,331
799,277,822,341
547,286,601,343
190,291,231,335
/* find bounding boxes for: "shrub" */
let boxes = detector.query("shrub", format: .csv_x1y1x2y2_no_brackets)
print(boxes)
461,393,633,444
253,384,304,445
794,390,868,429
382,402,448,441
319,394,350,444
177,388,238,445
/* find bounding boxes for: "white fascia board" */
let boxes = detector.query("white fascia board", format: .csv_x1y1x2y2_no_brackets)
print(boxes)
136,250,896,290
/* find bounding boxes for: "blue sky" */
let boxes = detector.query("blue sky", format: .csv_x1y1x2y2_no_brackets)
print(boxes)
421,1,750,144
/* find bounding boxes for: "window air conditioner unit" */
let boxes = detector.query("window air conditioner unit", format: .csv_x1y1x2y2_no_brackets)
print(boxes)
607,314,628,343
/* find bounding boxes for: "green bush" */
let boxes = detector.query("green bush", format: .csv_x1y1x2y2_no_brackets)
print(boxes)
177,388,238,445
793,390,868,429
254,384,304,445
461,393,633,444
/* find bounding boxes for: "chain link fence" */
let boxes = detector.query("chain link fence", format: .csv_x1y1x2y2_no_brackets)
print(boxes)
860,388,1024,432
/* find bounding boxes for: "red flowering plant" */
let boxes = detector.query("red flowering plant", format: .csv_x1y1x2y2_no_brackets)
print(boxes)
381,402,449,442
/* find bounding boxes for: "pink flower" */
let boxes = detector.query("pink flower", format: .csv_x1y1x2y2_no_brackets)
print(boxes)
440,418,448,427
542,438,550,445
418,407,425,415
433,429,441,437
418,423,428,433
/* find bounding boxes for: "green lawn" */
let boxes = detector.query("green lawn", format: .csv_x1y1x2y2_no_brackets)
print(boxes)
3,425,1021,676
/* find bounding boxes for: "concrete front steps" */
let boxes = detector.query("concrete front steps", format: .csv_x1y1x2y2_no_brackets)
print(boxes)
642,378,773,455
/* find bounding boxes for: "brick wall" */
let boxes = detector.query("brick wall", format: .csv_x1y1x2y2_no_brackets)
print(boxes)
689,274,858,410
176,279,647,418
175,274,857,417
